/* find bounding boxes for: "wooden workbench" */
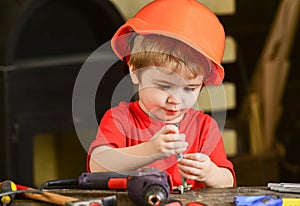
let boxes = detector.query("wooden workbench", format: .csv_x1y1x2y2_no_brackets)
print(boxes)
10,186,300,205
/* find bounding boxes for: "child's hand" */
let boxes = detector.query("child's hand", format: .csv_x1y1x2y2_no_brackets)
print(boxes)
150,125,188,159
177,153,217,185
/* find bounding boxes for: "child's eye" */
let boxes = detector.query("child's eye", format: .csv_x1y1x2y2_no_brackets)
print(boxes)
157,84,171,89
184,87,196,92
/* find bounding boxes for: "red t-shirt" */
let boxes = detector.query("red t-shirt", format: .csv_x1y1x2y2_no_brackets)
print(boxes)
87,101,235,188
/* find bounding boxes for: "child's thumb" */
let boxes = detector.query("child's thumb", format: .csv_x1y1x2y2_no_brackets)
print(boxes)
196,153,209,161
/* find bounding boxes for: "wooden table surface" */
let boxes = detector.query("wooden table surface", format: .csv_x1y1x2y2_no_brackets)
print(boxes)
10,186,300,206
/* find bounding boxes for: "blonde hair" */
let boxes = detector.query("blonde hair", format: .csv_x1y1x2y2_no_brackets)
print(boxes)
128,34,211,80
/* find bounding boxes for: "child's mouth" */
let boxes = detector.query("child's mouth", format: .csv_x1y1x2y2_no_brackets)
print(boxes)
165,109,180,114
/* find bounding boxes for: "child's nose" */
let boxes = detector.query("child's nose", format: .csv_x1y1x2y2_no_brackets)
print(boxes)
167,94,181,104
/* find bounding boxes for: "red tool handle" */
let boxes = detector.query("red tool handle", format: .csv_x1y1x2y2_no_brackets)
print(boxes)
16,184,78,205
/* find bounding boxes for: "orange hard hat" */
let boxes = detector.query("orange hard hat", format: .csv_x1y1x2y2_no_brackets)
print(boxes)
111,0,226,86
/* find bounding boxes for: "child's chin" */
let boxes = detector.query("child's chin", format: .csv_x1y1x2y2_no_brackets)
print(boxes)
163,115,183,122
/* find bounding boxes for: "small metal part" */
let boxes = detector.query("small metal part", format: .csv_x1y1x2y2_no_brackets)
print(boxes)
148,194,162,205
66,195,116,206
176,152,188,194
173,184,193,194
178,185,184,194
173,122,193,194
185,184,193,192
145,184,168,205
174,123,180,127
128,169,170,205
176,153,184,159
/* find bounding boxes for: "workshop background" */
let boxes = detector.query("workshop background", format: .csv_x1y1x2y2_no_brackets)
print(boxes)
0,0,299,187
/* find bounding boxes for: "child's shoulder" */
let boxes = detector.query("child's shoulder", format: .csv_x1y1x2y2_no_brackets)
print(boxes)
108,101,132,112
188,107,208,117
108,101,138,114
102,101,135,122
186,107,215,122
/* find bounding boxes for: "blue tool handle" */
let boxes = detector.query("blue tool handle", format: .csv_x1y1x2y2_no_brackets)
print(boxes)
234,195,283,206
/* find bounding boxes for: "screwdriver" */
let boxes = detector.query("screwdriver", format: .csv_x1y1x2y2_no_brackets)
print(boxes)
234,195,300,206
0,180,17,205
174,123,188,194
176,152,188,194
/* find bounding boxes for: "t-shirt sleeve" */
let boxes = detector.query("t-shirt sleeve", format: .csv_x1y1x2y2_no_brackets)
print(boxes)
92,109,127,148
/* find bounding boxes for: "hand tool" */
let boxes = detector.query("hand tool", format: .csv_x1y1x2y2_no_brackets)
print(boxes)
268,182,300,193
16,184,116,206
0,180,17,205
0,180,44,205
127,168,170,205
174,123,192,194
41,171,134,190
175,152,192,194
65,196,116,206
1,181,81,205
16,184,78,205
234,195,300,206
42,168,172,206
186,202,206,206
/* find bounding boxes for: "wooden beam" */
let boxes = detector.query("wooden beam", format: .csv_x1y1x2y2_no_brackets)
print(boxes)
241,0,300,151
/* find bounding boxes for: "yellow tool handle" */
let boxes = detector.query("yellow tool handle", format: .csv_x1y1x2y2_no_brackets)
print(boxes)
0,180,17,204
283,197,300,206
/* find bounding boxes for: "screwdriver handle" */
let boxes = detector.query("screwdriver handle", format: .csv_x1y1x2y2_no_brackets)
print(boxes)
0,180,17,205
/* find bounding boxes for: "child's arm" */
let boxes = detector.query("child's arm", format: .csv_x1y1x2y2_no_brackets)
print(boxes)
177,153,234,187
89,124,188,172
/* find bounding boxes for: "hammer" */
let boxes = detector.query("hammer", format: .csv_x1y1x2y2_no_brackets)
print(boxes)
14,184,116,206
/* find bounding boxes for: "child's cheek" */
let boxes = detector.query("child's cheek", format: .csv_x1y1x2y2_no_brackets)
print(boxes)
184,95,198,109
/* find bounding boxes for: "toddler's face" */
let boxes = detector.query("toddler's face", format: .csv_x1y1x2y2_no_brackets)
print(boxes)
133,67,203,123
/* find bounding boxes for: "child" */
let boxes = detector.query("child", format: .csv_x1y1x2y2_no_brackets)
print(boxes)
87,0,235,188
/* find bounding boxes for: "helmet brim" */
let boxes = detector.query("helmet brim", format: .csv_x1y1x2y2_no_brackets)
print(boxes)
111,19,224,86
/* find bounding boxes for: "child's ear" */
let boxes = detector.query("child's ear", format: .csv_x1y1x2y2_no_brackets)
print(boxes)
128,64,139,85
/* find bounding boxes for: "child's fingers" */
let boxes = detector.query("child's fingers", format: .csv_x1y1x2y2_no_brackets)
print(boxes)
178,167,202,181
178,157,200,169
183,153,208,161
151,125,179,140
161,124,179,134
165,134,186,142
151,125,188,157
178,159,206,181
165,141,188,149
177,154,210,171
